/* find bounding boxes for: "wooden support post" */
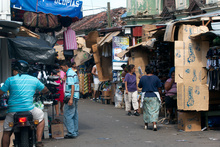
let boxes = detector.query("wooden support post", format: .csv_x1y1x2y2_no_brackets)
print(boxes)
107,2,111,28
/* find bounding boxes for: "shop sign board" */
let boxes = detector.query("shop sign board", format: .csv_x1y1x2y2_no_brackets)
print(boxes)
177,83,209,111
112,36,129,70
178,112,201,132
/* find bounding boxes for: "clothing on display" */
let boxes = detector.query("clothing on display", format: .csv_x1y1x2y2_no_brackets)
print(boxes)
64,27,77,50
206,47,220,91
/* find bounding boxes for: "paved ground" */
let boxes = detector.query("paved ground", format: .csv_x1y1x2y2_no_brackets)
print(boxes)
43,99,219,147
0,99,219,147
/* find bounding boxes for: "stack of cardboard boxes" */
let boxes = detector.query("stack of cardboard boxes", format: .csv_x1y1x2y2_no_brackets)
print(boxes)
175,24,209,131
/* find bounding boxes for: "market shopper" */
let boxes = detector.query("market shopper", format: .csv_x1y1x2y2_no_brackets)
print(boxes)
164,68,177,123
138,66,162,131
60,61,80,139
124,64,140,116
121,64,128,88
55,69,65,117
0,60,48,147
72,62,77,73
91,64,100,100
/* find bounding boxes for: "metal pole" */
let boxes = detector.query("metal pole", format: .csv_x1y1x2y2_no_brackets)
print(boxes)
107,2,111,28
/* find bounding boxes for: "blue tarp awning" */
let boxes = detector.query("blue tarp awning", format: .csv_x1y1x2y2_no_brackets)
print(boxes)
11,0,83,19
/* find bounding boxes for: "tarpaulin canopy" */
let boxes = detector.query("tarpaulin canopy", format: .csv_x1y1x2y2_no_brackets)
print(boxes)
11,0,83,19
8,37,56,65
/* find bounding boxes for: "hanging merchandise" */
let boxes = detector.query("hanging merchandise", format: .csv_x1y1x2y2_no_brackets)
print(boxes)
83,73,89,94
206,46,220,91
23,12,60,29
88,73,92,93
64,27,77,50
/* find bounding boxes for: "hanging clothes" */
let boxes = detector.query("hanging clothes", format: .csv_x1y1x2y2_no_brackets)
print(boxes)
64,27,77,50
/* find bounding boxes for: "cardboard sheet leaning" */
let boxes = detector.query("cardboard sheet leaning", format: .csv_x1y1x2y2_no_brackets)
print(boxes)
175,24,209,111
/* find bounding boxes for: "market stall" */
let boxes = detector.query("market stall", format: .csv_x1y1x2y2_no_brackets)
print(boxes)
162,14,220,131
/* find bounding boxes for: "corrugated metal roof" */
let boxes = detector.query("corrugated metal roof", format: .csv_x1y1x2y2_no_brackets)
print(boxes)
182,10,220,20
190,30,220,40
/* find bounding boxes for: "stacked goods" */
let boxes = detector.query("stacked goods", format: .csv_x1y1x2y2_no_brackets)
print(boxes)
88,73,92,93
175,24,209,131
83,73,89,94
79,73,84,93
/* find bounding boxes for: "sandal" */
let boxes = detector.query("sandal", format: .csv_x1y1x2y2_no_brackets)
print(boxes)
153,125,157,131
64,135,77,139
144,123,148,130
36,142,44,147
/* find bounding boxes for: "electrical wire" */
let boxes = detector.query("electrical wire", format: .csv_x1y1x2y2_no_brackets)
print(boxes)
83,7,107,11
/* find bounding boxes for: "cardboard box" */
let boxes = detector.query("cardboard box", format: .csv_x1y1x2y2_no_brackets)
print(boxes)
178,25,209,42
175,66,207,84
177,83,209,111
86,31,99,48
51,124,64,138
142,25,157,42
128,48,149,83
102,91,112,97
175,41,209,67
178,112,201,132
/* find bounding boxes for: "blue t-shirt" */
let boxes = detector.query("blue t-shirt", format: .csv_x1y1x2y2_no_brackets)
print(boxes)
124,73,137,92
65,68,79,99
0,74,45,113
138,75,162,97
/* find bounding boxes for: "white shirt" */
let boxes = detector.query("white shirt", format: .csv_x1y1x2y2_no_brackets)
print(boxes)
93,65,100,84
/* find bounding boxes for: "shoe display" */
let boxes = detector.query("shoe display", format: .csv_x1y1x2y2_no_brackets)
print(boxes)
49,81,60,86
48,76,59,81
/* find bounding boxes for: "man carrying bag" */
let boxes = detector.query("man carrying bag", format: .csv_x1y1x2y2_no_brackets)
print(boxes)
60,61,80,139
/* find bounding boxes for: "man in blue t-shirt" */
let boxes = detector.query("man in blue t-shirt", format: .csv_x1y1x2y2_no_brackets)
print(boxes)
0,60,48,147
60,61,79,139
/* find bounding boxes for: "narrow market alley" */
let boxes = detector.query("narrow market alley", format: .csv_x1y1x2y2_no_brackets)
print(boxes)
41,99,220,147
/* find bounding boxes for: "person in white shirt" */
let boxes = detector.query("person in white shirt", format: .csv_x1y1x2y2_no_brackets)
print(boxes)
91,65,100,100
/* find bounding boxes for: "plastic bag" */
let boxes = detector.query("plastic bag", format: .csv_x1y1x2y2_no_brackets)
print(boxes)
114,88,123,108
34,101,44,110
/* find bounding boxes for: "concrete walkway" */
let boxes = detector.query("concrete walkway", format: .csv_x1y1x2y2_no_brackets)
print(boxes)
42,99,220,147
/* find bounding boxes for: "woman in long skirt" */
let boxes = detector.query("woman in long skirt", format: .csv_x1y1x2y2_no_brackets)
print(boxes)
138,66,162,131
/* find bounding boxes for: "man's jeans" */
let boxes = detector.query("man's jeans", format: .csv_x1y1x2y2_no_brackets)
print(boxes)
64,99,78,137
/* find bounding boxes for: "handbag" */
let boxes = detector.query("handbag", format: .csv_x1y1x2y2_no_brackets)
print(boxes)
63,96,71,104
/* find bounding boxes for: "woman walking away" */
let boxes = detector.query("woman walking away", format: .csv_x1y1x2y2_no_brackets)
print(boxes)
138,66,162,131
124,64,140,116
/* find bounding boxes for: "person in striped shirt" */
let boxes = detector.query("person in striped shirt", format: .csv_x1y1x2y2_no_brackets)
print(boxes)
60,61,79,139
0,60,48,147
